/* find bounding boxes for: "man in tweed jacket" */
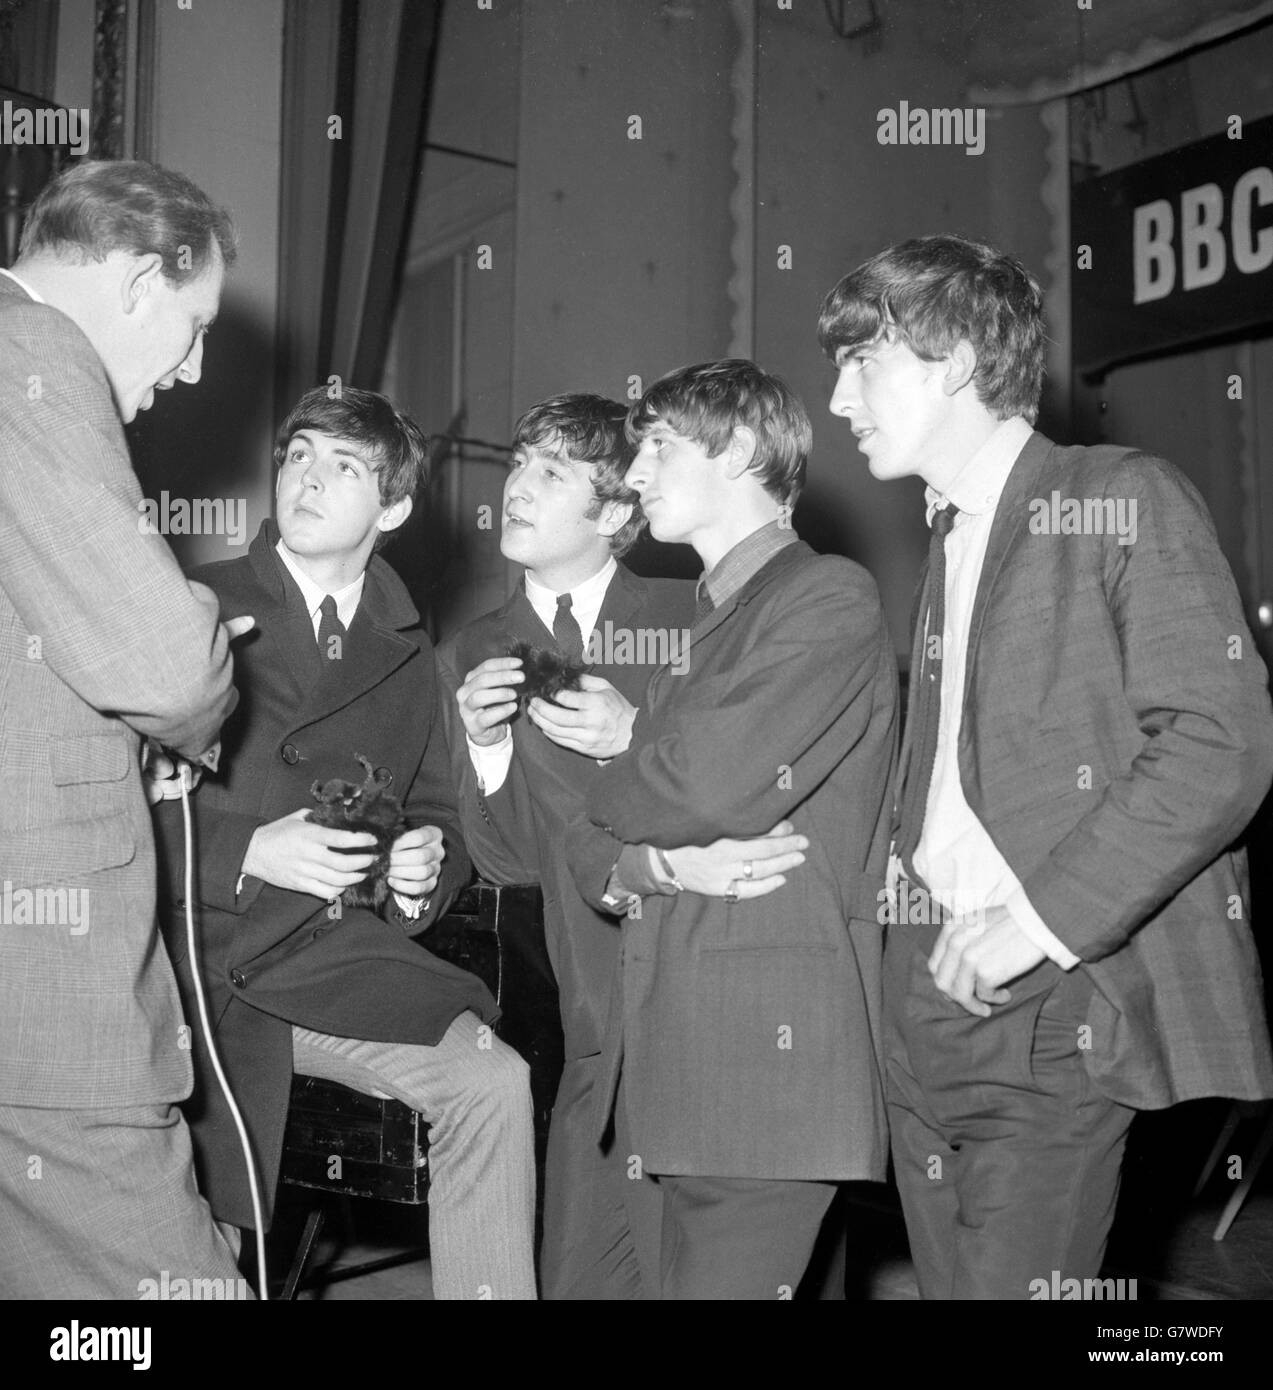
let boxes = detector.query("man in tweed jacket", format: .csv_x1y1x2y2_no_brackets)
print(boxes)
820,234,1273,1299
0,161,247,1297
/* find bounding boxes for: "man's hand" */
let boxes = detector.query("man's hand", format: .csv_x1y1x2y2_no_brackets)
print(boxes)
141,741,191,804
456,657,523,747
189,578,253,646
664,820,808,900
242,809,377,899
927,904,1047,1017
529,674,636,757
386,824,445,900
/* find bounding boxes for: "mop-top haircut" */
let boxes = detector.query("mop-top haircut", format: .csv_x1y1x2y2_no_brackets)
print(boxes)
513,393,644,556
818,234,1046,423
626,358,810,509
275,387,428,550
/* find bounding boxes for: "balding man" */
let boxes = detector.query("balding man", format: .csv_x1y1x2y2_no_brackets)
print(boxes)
0,160,250,1298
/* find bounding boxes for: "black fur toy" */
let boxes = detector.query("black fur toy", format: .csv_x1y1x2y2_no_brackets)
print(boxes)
507,640,591,708
307,754,404,910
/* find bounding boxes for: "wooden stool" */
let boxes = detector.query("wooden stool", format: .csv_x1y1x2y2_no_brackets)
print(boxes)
275,881,562,1298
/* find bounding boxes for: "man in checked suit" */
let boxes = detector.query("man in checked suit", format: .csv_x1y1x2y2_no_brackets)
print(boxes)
0,160,248,1297
541,364,899,1299
152,386,536,1299
820,234,1273,1298
436,393,808,1297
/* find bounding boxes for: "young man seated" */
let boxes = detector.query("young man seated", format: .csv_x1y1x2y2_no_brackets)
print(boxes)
153,386,536,1299
534,361,900,1299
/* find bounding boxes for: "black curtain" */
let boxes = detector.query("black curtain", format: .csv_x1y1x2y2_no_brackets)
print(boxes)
276,0,442,405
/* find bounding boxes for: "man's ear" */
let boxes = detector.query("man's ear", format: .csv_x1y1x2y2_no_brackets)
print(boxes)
377,495,413,536
942,340,978,397
722,425,758,479
594,496,634,539
120,252,166,316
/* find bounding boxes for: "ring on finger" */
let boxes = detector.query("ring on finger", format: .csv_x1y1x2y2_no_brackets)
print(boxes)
724,879,740,904
741,860,754,880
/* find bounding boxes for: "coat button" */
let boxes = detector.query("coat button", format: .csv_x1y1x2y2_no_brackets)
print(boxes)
230,968,246,988
373,766,393,786
281,743,300,764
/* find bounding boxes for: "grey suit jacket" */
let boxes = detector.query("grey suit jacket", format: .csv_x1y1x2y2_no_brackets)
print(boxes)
948,431,1273,1108
0,273,238,1107
579,543,899,1181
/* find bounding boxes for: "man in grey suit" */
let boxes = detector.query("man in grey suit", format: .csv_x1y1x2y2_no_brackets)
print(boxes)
820,234,1273,1298
0,160,249,1298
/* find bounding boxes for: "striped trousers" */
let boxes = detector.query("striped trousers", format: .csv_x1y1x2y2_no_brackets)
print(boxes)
291,1008,537,1299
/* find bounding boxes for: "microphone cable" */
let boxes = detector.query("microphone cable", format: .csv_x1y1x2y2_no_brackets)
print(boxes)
179,764,269,1299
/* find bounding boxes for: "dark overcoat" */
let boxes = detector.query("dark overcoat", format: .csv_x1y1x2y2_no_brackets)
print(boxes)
154,521,489,1228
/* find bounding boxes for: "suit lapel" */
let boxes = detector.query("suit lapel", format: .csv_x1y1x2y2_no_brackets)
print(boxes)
593,563,644,639
896,566,932,817
902,427,1046,820
292,561,419,730
647,543,808,703
693,542,808,645
507,582,555,645
245,523,422,733
246,524,321,700
964,431,1052,682
501,563,646,655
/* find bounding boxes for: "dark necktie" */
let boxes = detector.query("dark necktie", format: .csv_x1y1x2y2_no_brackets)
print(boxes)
692,581,715,627
317,594,346,662
553,592,584,663
895,504,958,878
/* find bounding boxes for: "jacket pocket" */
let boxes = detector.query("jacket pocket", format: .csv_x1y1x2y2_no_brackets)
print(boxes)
50,731,131,786
0,729,136,879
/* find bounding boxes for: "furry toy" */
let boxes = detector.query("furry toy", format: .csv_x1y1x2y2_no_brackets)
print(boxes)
307,754,404,910
507,640,591,707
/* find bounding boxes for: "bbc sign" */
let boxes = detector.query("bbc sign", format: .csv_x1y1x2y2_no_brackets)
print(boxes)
1072,114,1273,373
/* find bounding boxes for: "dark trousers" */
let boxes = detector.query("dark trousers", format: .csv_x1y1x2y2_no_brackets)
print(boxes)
657,1173,838,1300
540,1062,663,1300
884,922,1135,1300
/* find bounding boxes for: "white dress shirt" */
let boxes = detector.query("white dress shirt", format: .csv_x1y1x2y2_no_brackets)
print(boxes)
903,415,1079,970
468,556,618,794
274,540,365,638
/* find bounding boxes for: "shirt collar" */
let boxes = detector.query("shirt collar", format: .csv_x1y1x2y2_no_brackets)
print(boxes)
923,416,1033,524
274,539,365,622
524,554,617,613
701,518,798,608
0,267,45,303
